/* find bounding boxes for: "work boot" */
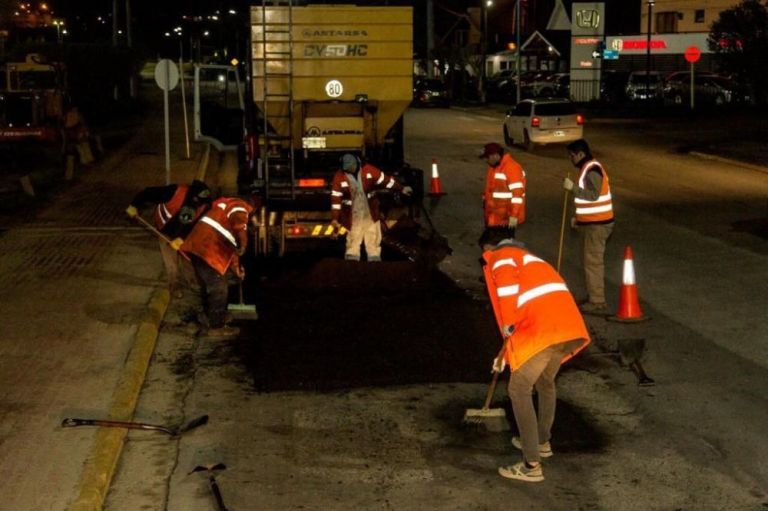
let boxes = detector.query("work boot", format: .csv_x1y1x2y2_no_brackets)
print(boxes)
498,461,544,483
579,301,609,314
204,326,240,338
511,436,553,458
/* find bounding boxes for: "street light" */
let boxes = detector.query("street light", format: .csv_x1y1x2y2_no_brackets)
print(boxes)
481,0,493,103
646,0,654,100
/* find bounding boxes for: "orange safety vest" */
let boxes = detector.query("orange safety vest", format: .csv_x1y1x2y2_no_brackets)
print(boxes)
180,197,253,275
330,163,403,229
153,185,187,230
483,153,526,227
482,244,590,371
574,159,613,224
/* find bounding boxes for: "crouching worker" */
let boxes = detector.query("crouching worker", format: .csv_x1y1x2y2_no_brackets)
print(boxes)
180,196,255,338
126,180,212,298
480,228,590,482
330,154,412,261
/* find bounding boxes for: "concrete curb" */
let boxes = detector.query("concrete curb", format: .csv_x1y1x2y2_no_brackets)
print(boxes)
689,151,768,174
68,288,170,511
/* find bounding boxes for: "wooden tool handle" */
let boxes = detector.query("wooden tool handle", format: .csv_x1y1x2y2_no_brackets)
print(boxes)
134,215,191,262
482,340,510,409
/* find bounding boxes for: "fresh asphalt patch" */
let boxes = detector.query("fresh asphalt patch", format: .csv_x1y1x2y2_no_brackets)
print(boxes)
231,251,501,392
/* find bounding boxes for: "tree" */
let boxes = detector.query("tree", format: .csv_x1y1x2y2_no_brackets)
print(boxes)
708,0,768,104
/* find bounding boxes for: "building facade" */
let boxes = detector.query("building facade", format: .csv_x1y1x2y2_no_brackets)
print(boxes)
641,0,738,34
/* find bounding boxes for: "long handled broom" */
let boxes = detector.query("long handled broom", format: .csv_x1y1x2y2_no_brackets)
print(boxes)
227,278,258,320
463,341,510,432
133,215,192,262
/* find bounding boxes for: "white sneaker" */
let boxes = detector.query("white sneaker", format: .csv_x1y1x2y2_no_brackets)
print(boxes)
511,436,553,458
498,462,544,482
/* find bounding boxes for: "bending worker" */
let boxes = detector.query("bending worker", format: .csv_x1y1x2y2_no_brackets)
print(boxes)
330,154,412,262
562,139,614,314
480,228,589,483
180,196,255,338
480,142,526,236
126,180,212,298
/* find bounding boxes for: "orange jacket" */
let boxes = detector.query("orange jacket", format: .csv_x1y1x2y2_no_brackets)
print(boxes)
483,153,526,227
181,197,253,275
151,184,206,232
330,163,403,229
482,243,589,371
574,159,613,224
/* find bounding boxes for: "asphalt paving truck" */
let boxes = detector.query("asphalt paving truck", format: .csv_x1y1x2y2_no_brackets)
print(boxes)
194,3,441,259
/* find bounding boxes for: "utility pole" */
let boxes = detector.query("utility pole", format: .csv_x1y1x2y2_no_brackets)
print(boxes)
112,0,119,100
515,0,521,103
646,0,654,100
427,0,434,77
126,0,136,98
112,0,118,47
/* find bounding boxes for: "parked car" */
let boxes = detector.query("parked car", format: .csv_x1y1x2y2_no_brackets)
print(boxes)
539,73,570,98
664,70,718,84
625,71,663,102
522,71,555,98
600,70,630,104
413,78,449,107
502,98,583,151
664,75,750,106
487,70,517,102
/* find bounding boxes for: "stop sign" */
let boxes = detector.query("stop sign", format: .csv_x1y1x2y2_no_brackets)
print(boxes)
684,46,701,63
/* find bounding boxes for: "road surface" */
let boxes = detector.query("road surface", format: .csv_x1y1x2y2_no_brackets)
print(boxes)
101,106,768,510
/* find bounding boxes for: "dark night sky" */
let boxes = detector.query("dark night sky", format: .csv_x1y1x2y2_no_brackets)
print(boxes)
53,0,641,56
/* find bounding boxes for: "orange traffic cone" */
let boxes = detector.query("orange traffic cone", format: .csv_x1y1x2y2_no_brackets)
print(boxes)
609,245,649,323
429,158,446,196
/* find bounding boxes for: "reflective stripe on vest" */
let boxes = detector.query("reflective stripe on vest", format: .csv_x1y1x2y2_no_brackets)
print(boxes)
575,160,613,223
492,192,513,199
201,216,237,246
517,282,569,307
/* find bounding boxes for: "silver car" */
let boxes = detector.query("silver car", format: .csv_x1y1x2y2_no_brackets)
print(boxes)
503,98,584,151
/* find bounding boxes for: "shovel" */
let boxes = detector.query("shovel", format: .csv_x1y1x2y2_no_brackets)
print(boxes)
61,414,209,436
190,463,228,511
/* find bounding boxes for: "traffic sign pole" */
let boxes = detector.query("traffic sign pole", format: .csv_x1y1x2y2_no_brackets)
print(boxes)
154,59,180,185
164,64,171,184
684,46,701,112
690,61,695,110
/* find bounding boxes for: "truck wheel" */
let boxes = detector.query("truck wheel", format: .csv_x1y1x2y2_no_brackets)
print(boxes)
503,125,513,146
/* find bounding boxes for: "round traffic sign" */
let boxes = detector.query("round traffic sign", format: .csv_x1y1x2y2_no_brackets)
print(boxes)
684,46,701,63
154,59,180,91
325,79,343,98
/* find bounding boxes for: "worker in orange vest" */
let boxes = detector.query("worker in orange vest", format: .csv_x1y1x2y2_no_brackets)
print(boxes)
480,228,590,483
180,196,255,338
480,142,526,236
330,154,412,261
563,139,614,314
126,180,212,298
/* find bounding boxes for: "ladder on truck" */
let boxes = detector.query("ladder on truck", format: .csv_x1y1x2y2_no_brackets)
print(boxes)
259,0,295,201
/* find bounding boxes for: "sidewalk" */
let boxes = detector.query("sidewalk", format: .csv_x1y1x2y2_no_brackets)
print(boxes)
0,86,202,509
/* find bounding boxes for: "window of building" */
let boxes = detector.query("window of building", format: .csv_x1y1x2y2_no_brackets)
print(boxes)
695,10,705,23
656,12,678,33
